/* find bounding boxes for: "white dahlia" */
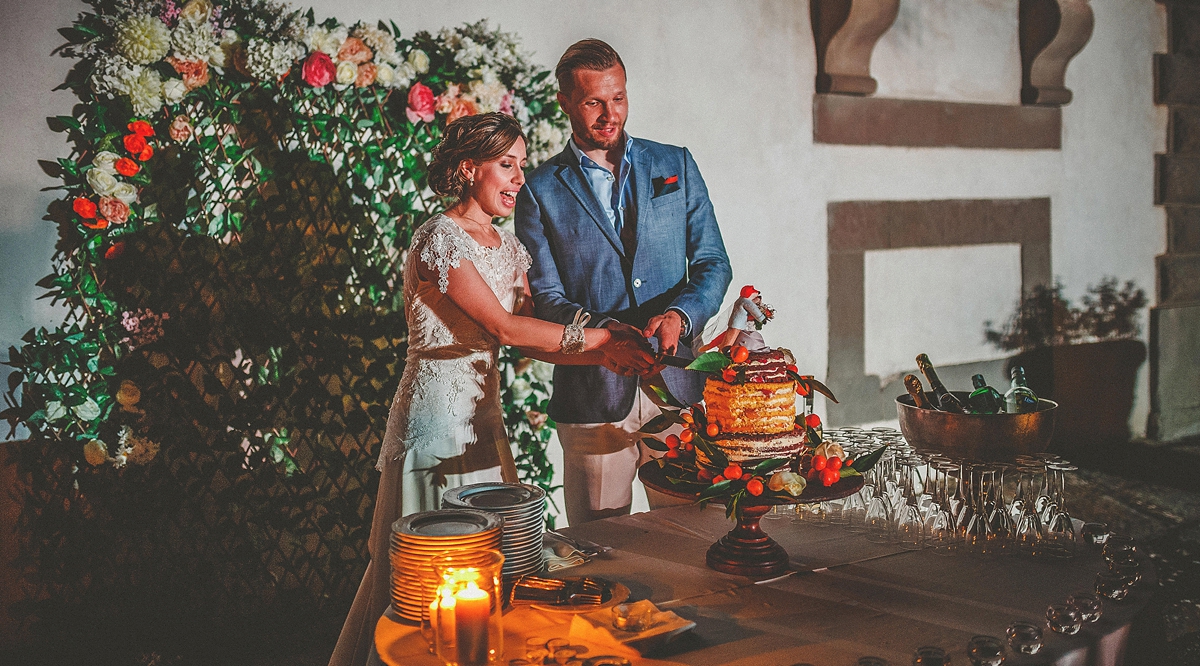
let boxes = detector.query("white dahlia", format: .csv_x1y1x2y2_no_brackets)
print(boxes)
163,77,188,104
304,25,347,58
243,38,301,82
353,23,395,62
114,14,172,65
469,78,508,113
128,67,164,116
90,54,139,98
171,14,217,61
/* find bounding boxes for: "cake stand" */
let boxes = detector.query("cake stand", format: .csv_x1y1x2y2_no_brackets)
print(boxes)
638,461,864,578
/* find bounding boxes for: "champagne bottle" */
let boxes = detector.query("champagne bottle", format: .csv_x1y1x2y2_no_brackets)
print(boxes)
967,373,1003,414
903,374,934,410
1004,366,1040,414
915,353,967,413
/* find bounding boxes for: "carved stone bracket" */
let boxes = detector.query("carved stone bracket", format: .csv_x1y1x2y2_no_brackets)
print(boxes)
811,0,900,96
1020,0,1094,106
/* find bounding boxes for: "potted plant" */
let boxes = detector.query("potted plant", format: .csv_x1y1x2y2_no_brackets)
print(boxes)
984,278,1148,457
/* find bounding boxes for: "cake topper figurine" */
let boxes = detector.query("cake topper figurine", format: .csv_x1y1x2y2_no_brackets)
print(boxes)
700,285,774,353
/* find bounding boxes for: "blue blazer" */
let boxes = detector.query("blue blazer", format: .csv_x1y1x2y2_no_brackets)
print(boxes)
515,138,732,424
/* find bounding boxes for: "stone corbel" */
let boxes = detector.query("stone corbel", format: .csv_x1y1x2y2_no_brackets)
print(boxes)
1020,0,1094,106
811,0,900,96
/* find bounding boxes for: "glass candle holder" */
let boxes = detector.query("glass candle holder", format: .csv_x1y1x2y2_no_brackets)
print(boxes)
1109,557,1142,586
1006,620,1043,654
966,634,1006,666
430,549,505,666
1067,591,1104,623
611,601,654,632
1080,522,1110,547
1046,603,1082,635
1103,534,1136,563
912,645,949,666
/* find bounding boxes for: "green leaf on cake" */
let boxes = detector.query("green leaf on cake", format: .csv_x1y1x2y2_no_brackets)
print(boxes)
851,444,888,473
788,372,839,403
686,351,732,373
752,458,790,476
644,376,687,409
805,425,822,447
692,437,727,469
640,436,669,452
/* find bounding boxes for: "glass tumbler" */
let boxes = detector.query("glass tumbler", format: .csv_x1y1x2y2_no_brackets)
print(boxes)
1109,557,1142,586
1046,603,1082,635
966,635,1006,666
1095,569,1131,601
912,646,949,665
1006,620,1043,654
1067,592,1104,623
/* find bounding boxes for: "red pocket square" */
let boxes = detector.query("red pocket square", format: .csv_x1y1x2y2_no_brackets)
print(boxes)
664,175,678,184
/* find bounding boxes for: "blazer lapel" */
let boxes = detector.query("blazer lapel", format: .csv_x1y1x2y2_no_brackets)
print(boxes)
630,140,655,256
553,150,625,257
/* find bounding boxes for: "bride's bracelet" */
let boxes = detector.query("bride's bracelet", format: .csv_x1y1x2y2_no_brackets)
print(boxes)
561,310,591,354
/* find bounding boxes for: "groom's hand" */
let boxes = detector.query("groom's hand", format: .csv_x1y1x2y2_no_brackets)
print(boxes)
643,310,683,357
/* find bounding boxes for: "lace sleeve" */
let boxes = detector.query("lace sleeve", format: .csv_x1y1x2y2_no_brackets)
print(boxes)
511,234,532,274
417,219,474,294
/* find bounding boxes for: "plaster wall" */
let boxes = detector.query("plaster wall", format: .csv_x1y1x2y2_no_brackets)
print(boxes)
0,0,1167,440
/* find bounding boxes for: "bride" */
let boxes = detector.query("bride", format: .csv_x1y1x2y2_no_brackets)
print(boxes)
329,112,658,666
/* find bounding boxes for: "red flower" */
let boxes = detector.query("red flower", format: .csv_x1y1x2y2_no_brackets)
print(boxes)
124,133,148,155
127,120,154,137
405,83,436,124
805,413,822,428
138,144,154,162
82,218,109,230
104,241,126,260
115,157,140,177
73,197,98,219
301,51,336,88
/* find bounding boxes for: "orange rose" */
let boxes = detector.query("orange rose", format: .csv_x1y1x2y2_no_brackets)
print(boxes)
138,143,154,162
73,197,98,219
114,157,140,177
446,97,478,124
336,37,373,64
167,57,210,90
98,196,130,224
124,133,147,155
82,218,109,230
104,241,126,260
354,63,377,88
127,120,154,137
169,115,192,143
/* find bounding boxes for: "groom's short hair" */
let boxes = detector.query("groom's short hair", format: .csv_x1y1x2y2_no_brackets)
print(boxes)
555,39,625,95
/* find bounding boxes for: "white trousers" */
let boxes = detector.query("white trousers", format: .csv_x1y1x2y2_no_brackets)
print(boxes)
555,388,690,525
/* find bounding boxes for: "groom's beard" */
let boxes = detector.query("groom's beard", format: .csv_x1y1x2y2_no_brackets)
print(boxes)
579,122,625,151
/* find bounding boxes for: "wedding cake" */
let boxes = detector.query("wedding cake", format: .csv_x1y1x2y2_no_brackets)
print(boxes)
699,349,807,464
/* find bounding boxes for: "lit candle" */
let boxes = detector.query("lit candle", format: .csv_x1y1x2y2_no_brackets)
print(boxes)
454,580,490,666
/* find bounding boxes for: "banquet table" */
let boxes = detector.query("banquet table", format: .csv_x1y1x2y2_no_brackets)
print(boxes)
375,504,1152,666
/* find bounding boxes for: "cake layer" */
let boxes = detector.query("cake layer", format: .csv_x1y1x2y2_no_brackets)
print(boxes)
740,349,793,383
703,378,797,434
696,431,807,465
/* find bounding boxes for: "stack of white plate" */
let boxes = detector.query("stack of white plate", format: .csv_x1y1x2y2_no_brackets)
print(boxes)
442,482,547,581
389,508,502,622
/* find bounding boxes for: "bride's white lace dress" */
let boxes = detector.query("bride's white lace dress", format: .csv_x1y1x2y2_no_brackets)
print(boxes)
329,214,530,666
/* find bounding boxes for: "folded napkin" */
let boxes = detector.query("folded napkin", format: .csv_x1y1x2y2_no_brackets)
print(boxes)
542,535,590,572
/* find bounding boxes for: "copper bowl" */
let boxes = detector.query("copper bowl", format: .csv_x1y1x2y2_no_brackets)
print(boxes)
895,392,1058,462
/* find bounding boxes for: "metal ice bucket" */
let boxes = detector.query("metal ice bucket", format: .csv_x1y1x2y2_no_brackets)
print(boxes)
895,392,1058,462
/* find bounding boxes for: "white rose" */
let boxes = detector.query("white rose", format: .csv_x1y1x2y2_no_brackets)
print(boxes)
531,360,555,384
768,470,807,497
510,378,533,401
87,168,119,196
408,49,429,74
813,442,845,461
391,62,415,88
111,182,139,205
73,398,101,421
374,61,394,87
92,151,120,174
163,77,188,104
335,60,357,85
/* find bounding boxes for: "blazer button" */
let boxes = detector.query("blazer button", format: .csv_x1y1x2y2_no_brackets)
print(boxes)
633,278,643,288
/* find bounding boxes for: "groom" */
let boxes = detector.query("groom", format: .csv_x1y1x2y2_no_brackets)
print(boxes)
515,39,732,524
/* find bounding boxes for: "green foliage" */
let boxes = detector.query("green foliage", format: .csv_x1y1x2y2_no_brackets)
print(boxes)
984,278,1148,352
4,0,570,646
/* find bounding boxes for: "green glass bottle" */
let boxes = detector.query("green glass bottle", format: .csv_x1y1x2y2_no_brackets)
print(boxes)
915,354,967,414
967,373,1003,414
1004,366,1040,414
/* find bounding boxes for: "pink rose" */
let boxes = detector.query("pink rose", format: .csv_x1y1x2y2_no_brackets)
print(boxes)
336,37,373,65
446,97,478,124
302,51,336,88
500,90,515,116
98,196,130,225
167,57,209,91
169,115,192,143
406,83,436,123
354,63,377,88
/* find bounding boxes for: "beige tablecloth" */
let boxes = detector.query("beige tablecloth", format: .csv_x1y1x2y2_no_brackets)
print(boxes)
377,504,1149,665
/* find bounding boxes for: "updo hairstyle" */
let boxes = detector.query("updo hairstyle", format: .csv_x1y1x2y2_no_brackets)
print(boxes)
427,112,526,200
